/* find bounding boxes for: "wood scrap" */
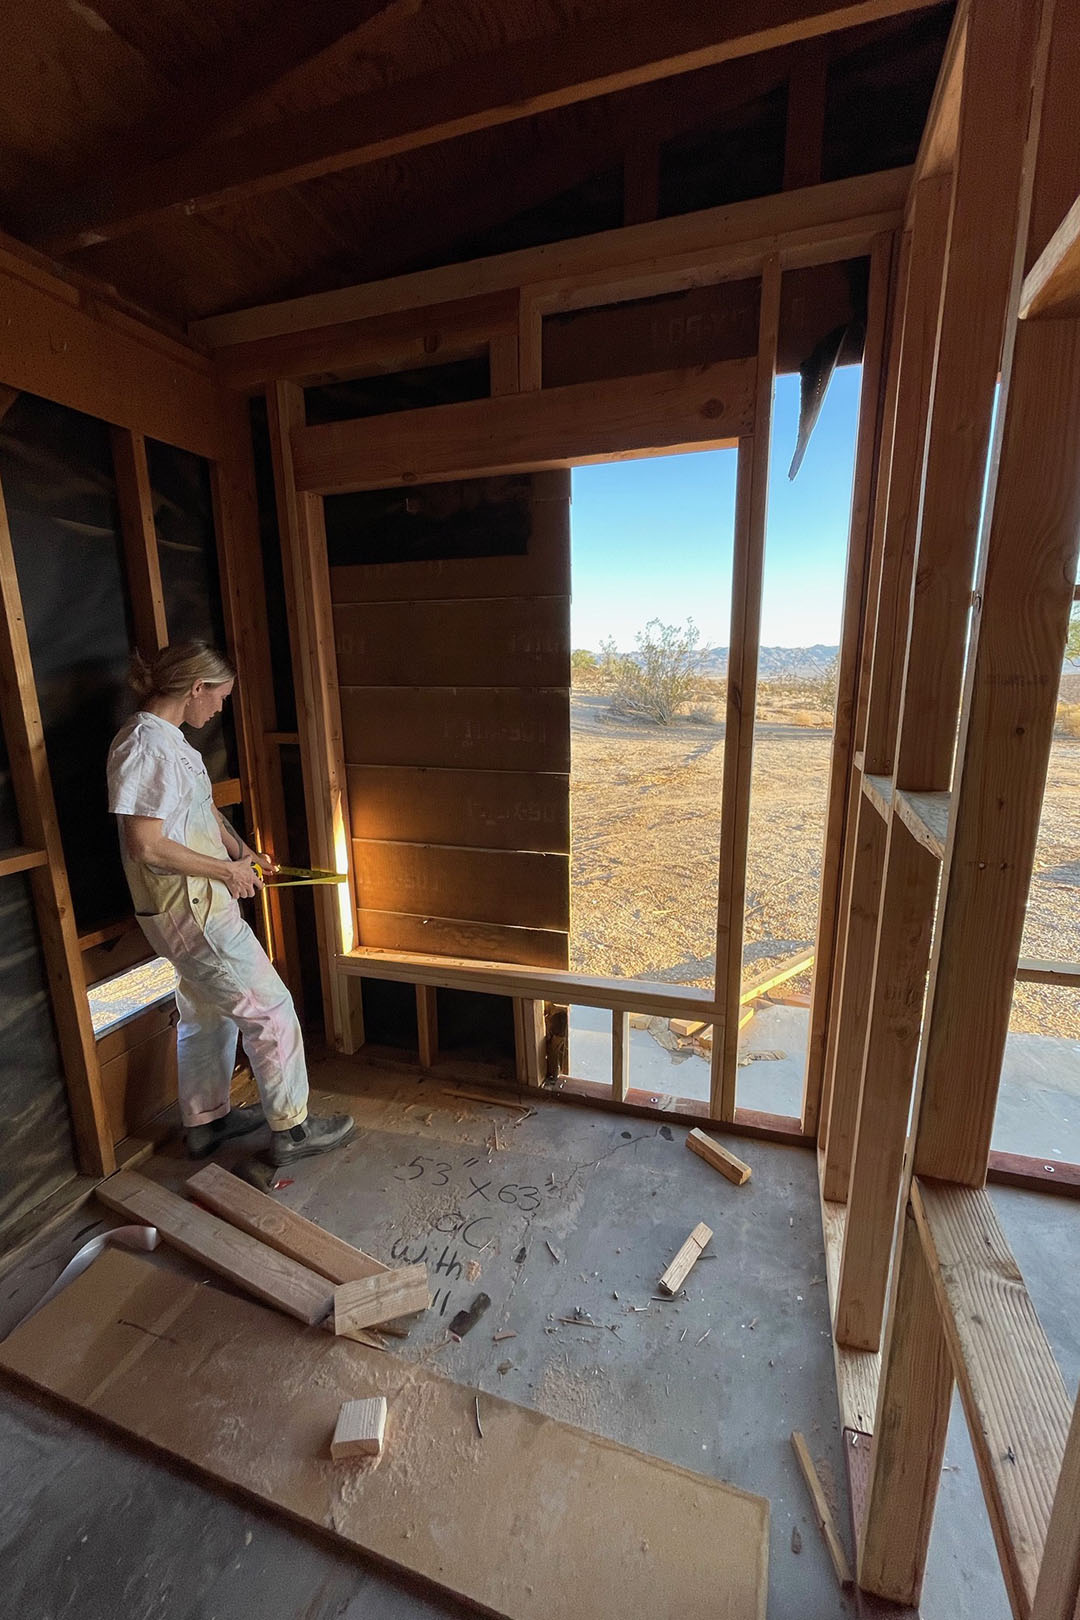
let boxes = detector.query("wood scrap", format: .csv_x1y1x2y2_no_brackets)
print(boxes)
187,1162,385,1283
96,1170,333,1325
448,1292,490,1339
331,1396,386,1460
658,1221,712,1295
669,1018,707,1038
686,1128,752,1186
334,1265,430,1338
790,1430,853,1588
739,946,814,1003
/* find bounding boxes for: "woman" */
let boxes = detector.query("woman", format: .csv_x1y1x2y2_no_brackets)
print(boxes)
107,641,354,1166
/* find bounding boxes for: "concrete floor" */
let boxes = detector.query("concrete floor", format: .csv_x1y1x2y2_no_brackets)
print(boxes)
1,1060,1078,1619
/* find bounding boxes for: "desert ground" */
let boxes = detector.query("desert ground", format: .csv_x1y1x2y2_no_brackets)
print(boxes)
569,677,1080,1040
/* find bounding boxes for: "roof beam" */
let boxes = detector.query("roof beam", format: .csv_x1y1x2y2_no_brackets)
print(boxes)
39,0,934,254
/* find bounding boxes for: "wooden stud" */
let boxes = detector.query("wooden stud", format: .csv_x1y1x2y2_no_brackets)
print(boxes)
517,292,543,393
291,358,755,495
489,331,520,397
913,0,1080,1187
686,1128,751,1186
820,796,886,1202
0,473,114,1177
267,380,358,1049
612,1009,630,1102
712,256,780,1123
658,1221,712,1295
514,998,547,1089
97,1171,333,1324
791,1430,853,1587
416,985,438,1069
803,231,894,1137
909,0,967,187
857,1205,953,1606
331,1396,387,1461
333,1265,430,1337
111,428,168,656
1015,960,1080,987
186,1162,386,1284
835,820,939,1350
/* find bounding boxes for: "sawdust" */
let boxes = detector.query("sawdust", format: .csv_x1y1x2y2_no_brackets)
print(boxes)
534,1360,608,1434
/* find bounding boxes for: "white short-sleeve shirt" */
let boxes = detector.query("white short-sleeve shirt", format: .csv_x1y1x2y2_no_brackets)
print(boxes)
107,711,228,915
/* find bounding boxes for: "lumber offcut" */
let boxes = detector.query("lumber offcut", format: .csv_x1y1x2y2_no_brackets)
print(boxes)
334,1265,430,1336
658,1221,712,1295
331,1396,387,1460
187,1162,385,1282
791,1430,853,1588
687,1128,752,1185
96,1170,333,1324
0,1248,770,1620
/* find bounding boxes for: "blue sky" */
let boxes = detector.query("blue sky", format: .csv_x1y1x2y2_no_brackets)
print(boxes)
570,365,862,650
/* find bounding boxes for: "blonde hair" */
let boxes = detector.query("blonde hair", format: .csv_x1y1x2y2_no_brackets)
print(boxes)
129,641,235,703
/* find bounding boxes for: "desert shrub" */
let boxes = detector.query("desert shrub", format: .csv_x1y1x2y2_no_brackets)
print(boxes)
1057,701,1080,738
571,648,598,681
1067,607,1080,663
686,705,717,724
605,618,707,724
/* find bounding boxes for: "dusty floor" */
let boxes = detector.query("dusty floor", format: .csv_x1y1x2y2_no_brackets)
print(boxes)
1,1061,1078,1619
569,689,1080,1037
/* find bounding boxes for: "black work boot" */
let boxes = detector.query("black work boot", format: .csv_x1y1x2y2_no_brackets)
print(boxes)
186,1103,267,1160
269,1112,356,1167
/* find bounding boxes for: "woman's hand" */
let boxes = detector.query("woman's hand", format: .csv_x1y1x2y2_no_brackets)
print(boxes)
220,857,263,899
240,843,277,875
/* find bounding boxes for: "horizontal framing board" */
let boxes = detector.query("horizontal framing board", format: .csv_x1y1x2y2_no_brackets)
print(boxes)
352,841,569,932
348,765,569,852
0,1248,770,1620
97,1022,177,1146
192,167,911,347
356,909,569,969
339,946,718,1021
292,359,755,494
330,493,569,604
215,291,519,391
0,250,220,459
341,686,570,773
334,597,570,687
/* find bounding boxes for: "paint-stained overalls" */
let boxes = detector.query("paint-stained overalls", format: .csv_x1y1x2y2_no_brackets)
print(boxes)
107,711,308,1130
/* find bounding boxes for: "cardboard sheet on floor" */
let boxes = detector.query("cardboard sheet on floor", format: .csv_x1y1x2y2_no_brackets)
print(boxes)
0,1250,768,1619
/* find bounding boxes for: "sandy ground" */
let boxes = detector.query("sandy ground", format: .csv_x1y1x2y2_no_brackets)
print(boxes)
569,689,1080,1039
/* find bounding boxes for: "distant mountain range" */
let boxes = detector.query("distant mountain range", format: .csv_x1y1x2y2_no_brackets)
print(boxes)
701,644,839,679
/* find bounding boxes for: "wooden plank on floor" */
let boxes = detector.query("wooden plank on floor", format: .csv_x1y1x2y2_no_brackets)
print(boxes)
0,1247,771,1620
347,765,570,853
1033,1391,1080,1620
334,1264,430,1336
340,686,570,773
912,1178,1072,1619
352,841,569,932
186,1162,386,1284
355,909,569,970
333,598,570,687
95,1171,333,1325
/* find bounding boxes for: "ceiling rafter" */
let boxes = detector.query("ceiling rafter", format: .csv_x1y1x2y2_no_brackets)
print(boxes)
35,0,934,255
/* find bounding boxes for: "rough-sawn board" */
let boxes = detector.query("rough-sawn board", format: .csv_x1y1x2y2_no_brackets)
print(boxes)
0,1250,769,1620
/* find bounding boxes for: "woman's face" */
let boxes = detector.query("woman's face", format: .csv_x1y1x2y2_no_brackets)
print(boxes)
184,678,234,730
